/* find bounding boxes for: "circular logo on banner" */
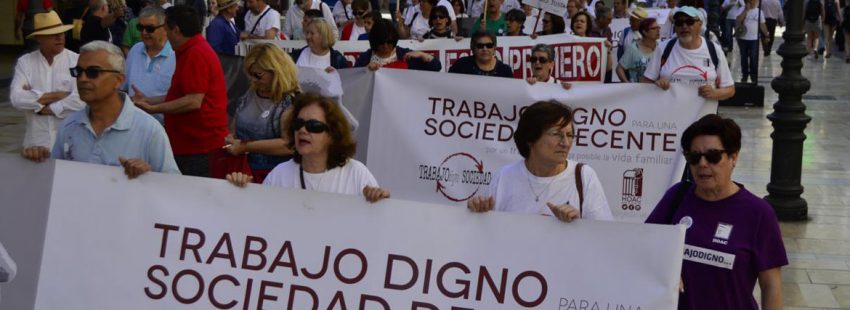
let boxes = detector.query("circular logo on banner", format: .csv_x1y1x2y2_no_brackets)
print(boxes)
431,152,491,202
679,216,693,229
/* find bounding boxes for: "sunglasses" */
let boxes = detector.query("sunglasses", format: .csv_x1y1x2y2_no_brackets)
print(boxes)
292,118,329,133
673,18,698,27
529,56,550,63
683,149,727,165
69,66,121,79
433,14,448,19
353,10,365,16
475,42,495,49
136,23,165,33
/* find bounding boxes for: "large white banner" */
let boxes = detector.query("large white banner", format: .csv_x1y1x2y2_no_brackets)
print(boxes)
365,69,717,222
0,157,686,309
239,34,608,82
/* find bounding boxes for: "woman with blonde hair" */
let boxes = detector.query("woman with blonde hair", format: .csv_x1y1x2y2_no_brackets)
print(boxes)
292,19,351,71
224,43,300,182
227,93,391,203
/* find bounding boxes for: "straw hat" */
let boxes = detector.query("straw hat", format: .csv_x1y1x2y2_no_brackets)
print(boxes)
218,0,239,10
27,11,74,39
629,7,648,20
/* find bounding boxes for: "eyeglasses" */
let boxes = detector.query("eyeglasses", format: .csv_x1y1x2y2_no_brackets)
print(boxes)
292,118,329,133
649,26,661,30
249,71,268,80
673,18,698,27
136,23,165,33
433,14,448,19
683,149,727,165
69,66,121,79
353,10,365,16
529,56,550,63
474,42,495,49
546,131,575,141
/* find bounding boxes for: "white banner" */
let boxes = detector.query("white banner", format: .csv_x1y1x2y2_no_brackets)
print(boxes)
0,156,686,309
365,69,717,221
239,34,608,82
524,0,568,17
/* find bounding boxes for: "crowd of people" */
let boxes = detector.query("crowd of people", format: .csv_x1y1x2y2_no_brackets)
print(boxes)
9,0,799,308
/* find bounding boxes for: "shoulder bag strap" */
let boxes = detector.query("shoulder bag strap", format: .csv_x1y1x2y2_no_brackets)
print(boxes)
249,6,272,36
575,162,584,218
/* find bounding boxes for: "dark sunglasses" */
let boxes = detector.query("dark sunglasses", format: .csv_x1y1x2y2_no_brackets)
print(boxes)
292,118,329,133
69,66,121,79
475,42,495,49
673,18,698,27
136,23,165,33
433,14,448,19
683,149,727,165
529,56,550,63
353,10,366,16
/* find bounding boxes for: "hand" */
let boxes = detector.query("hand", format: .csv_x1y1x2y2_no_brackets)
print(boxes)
367,62,381,71
679,277,685,293
224,138,247,155
119,157,151,179
37,107,55,116
698,85,717,99
22,84,32,91
454,36,464,42
226,172,253,187
530,33,539,39
560,82,573,90
547,202,580,222
467,196,495,212
362,186,390,203
325,66,336,73
655,78,671,90
134,99,158,114
526,77,538,85
240,32,250,40
404,51,432,61
37,91,70,105
21,146,50,162
130,85,148,102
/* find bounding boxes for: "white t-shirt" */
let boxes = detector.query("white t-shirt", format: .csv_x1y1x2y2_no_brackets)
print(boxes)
740,8,765,40
283,0,339,40
723,0,745,20
244,5,282,38
333,1,353,27
524,8,541,34
263,159,379,196
643,37,734,88
407,11,431,39
296,49,332,69
349,24,367,40
487,160,614,221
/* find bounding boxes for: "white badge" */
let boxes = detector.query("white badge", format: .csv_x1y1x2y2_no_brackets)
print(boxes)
261,110,270,118
678,216,693,229
714,223,733,240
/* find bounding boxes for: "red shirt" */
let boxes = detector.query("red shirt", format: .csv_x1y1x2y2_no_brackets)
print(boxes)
17,0,53,12
165,34,229,155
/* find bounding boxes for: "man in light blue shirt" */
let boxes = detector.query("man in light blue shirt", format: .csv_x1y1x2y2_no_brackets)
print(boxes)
21,41,180,178
121,6,175,124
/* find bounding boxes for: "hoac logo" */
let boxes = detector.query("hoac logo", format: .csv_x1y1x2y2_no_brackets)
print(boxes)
621,168,643,211
418,152,491,202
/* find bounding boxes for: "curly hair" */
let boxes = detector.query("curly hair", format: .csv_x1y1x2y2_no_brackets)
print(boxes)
285,93,357,169
681,114,742,154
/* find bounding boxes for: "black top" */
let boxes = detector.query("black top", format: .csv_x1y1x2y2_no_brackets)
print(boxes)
448,55,514,78
80,14,110,46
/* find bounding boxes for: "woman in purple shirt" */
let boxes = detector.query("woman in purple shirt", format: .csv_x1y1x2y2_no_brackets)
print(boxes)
646,114,786,310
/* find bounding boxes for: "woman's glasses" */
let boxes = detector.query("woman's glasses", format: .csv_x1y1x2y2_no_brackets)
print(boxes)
683,149,727,165
529,56,550,63
136,23,165,33
474,42,495,49
293,118,329,133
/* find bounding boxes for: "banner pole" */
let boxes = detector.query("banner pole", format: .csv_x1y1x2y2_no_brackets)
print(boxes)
532,8,542,34
483,0,489,30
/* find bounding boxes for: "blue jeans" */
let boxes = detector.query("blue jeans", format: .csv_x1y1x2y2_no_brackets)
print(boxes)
738,39,759,80
722,19,736,51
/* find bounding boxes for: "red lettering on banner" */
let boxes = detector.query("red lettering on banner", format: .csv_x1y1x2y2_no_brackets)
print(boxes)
508,46,532,78
343,52,361,67
444,49,471,67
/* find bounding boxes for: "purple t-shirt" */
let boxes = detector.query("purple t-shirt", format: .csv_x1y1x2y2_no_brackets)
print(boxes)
646,182,788,310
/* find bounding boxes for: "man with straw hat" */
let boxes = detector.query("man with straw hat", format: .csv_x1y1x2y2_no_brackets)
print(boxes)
618,7,648,60
10,10,86,149
206,0,241,55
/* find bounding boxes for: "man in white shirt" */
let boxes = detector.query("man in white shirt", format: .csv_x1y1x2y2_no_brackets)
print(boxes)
467,0,521,19
0,241,17,305
10,10,85,149
283,0,338,40
720,0,744,52
241,0,281,39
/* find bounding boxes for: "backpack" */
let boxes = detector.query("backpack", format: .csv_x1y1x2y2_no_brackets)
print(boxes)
660,35,719,70
805,0,822,22
72,7,89,41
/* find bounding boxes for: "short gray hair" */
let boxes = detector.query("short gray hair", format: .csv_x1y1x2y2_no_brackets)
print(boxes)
596,6,613,18
139,6,166,24
531,43,554,62
80,41,125,72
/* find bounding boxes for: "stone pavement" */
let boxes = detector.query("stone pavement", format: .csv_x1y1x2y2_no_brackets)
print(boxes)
0,35,849,308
